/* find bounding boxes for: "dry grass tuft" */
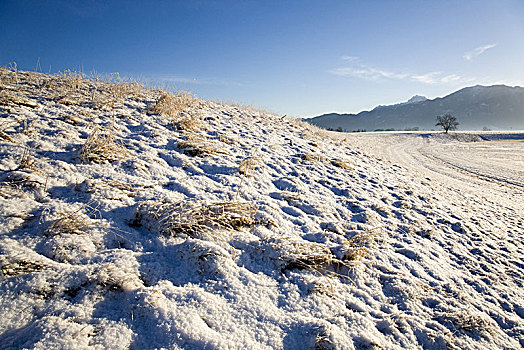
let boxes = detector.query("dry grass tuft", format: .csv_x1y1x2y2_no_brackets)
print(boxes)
103,73,146,102
238,157,262,176
341,229,381,262
0,119,18,143
59,70,87,91
331,158,352,169
445,310,497,337
301,153,326,163
147,93,175,116
80,127,129,163
151,92,193,119
0,89,38,109
275,237,334,272
314,326,336,350
56,95,81,106
218,134,239,145
148,92,204,132
0,90,16,106
0,257,44,277
174,115,204,132
0,116,37,143
0,169,47,199
79,179,138,198
32,70,147,108
0,181,22,199
44,206,97,236
274,227,382,277
0,66,149,114
17,148,37,170
177,134,228,156
60,114,83,126
136,199,258,240
309,280,336,297
0,62,20,86
289,118,332,141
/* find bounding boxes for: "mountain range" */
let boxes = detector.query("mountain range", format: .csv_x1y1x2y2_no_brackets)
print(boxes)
307,85,524,131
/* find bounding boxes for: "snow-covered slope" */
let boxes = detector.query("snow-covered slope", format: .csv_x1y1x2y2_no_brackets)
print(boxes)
0,69,522,349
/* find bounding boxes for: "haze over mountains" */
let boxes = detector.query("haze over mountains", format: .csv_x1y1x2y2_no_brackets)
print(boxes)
308,85,524,131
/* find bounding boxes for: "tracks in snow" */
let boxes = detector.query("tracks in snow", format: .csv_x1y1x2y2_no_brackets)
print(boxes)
349,132,524,192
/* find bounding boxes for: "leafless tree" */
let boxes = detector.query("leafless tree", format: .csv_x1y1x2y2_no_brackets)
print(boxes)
436,113,459,133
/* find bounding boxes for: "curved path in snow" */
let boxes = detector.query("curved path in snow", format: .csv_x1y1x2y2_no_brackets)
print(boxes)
342,130,524,238
347,131,524,191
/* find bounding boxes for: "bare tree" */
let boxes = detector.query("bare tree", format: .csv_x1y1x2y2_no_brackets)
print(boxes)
436,113,459,133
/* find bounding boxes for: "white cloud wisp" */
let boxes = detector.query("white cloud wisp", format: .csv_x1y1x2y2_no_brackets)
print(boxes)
153,75,243,87
411,72,473,84
329,65,407,81
331,57,474,85
463,43,497,61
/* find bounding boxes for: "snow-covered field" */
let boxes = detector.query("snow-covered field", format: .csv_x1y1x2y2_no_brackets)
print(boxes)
347,131,524,190
0,70,522,349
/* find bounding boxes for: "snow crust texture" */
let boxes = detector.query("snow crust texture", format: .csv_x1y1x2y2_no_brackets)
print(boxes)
0,69,523,349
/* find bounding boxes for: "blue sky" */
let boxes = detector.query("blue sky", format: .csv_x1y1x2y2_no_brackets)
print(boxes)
1,0,523,117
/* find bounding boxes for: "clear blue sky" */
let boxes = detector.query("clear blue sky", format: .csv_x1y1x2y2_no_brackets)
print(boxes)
1,0,523,117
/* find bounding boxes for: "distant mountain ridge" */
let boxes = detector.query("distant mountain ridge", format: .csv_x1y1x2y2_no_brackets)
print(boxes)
307,85,524,131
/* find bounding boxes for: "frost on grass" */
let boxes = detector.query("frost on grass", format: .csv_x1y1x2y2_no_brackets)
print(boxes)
0,257,44,278
331,158,352,169
176,134,229,156
80,127,129,163
40,205,104,263
238,157,262,176
273,236,335,272
441,310,498,338
301,152,326,163
135,198,258,240
273,228,380,275
147,91,203,131
0,169,47,201
341,229,382,261
44,208,95,237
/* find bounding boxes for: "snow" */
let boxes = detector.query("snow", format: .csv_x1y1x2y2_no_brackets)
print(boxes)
0,70,523,349
406,95,427,104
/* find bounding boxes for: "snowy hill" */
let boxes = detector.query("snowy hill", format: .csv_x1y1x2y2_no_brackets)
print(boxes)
308,85,524,131
0,69,523,349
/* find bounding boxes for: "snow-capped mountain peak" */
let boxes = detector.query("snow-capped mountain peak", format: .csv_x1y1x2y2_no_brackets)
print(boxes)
406,95,427,104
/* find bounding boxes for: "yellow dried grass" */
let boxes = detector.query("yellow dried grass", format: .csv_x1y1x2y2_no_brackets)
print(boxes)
136,199,258,240
44,205,99,236
177,134,228,156
80,127,129,163
331,159,352,169
238,157,262,176
0,258,43,277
